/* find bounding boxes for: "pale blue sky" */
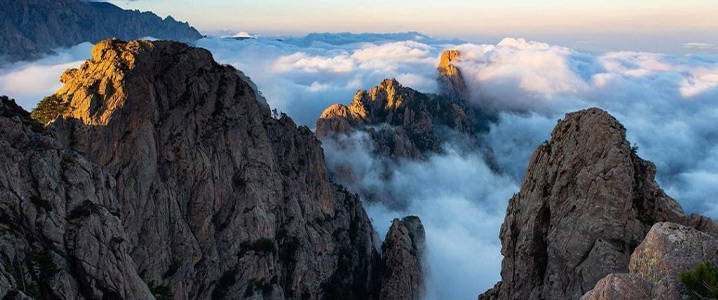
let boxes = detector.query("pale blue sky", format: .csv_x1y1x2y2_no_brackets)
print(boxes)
110,0,718,53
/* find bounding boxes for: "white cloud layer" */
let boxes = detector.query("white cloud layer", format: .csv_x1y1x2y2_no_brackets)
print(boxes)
0,43,93,110
322,132,517,299
1,33,717,299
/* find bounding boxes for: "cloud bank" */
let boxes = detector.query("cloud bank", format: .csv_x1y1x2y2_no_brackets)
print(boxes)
0,43,93,110
2,33,717,299
322,132,517,299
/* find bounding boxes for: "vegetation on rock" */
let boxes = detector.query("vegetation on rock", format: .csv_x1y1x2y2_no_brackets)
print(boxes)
680,261,718,299
30,95,66,125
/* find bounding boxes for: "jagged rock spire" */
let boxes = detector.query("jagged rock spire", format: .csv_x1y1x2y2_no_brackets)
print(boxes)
437,49,469,101
380,216,426,300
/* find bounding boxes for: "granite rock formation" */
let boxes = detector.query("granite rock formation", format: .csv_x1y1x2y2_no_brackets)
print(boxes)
436,50,469,102
581,222,718,300
46,38,381,300
0,0,202,63
0,96,152,299
479,108,717,300
379,216,426,300
315,77,495,209
316,78,487,160
1,39,427,300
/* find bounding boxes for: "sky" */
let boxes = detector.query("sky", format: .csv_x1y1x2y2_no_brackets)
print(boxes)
108,0,718,54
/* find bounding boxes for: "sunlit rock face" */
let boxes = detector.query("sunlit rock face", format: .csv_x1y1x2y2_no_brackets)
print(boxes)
315,77,496,210
22,39,381,300
316,78,486,160
437,50,469,102
0,0,202,63
480,108,717,300
315,51,496,210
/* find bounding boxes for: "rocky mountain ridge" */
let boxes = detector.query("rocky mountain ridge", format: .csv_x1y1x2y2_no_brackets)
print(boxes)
316,50,490,160
316,77,487,160
315,50,497,208
0,0,202,63
0,39,425,300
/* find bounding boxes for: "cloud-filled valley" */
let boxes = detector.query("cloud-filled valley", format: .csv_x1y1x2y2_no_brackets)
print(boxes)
1,32,717,300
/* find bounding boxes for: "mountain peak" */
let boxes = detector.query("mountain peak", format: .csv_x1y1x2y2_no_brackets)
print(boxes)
378,78,401,89
437,49,469,101
438,49,460,69
481,107,716,300
50,39,216,127
26,39,388,299
380,216,427,300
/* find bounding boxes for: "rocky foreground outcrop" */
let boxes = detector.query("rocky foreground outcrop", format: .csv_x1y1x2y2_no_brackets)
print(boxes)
480,108,717,300
0,96,152,299
0,0,202,62
581,222,718,300
1,39,425,300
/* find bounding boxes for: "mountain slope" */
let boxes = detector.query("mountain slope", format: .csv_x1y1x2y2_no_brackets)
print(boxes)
0,0,202,62
0,96,152,299
581,222,718,300
31,38,381,300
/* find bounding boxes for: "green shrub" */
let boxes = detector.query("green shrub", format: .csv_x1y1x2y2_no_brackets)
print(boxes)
680,261,718,299
540,140,551,152
30,95,66,125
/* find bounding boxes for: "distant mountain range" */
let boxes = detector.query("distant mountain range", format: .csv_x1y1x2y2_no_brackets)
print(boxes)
0,0,202,62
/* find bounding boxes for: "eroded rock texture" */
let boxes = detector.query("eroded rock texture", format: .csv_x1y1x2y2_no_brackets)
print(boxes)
436,50,468,102
315,50,497,210
316,78,487,160
9,39,386,300
480,108,717,300
581,222,718,300
379,216,426,300
0,96,152,299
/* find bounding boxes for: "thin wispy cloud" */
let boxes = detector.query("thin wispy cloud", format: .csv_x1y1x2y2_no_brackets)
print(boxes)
684,42,718,50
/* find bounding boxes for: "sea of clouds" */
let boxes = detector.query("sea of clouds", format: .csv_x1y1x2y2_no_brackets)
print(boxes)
1,32,717,300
